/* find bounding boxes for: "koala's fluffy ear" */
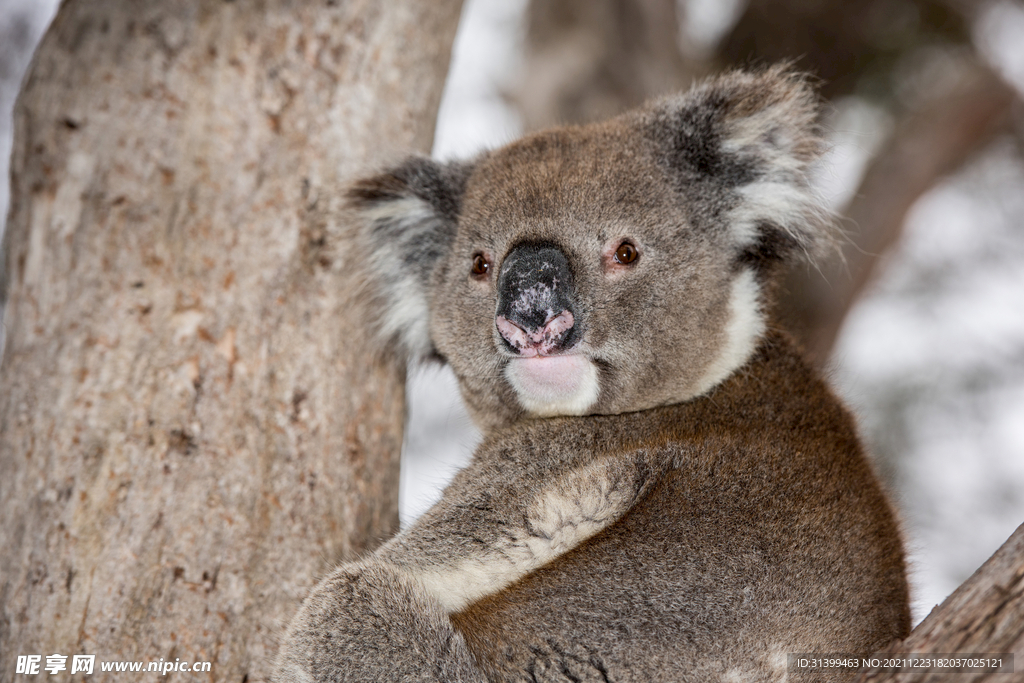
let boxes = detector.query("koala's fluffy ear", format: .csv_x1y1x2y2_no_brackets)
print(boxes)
348,157,475,362
649,66,833,264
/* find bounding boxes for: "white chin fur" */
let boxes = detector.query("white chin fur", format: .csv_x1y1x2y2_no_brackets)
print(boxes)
505,355,600,417
693,268,765,396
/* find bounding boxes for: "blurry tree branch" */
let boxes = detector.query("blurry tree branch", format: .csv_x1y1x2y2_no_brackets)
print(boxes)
784,60,1017,362
718,0,972,103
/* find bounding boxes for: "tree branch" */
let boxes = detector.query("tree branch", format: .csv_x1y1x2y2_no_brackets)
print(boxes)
855,523,1024,682
780,60,1017,363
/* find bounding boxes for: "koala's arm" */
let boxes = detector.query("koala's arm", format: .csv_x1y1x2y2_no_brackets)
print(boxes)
275,562,484,683
275,443,662,681
377,442,662,612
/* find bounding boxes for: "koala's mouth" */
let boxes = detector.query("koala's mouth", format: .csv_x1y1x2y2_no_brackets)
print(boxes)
504,355,600,418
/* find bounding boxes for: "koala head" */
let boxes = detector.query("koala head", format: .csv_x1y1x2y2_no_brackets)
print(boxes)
349,67,831,431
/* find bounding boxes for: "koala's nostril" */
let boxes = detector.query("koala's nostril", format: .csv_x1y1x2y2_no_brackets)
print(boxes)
496,316,530,352
541,310,574,340
497,310,575,357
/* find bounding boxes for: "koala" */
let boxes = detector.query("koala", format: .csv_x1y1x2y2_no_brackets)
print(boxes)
275,67,911,682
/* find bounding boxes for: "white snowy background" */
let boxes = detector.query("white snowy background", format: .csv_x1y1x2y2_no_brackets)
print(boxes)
2,0,1022,628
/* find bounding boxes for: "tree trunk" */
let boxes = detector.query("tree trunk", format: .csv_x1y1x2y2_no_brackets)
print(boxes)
0,1,462,680
855,523,1024,682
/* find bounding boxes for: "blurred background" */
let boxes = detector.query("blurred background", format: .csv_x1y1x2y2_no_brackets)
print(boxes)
3,0,1023,627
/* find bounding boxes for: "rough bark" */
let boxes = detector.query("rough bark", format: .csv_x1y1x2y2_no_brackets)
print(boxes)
855,523,1024,682
0,1,462,680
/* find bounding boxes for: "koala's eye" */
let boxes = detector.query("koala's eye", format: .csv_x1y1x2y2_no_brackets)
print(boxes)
471,253,491,277
614,241,639,265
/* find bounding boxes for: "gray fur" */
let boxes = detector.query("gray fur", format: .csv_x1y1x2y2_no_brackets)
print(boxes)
275,67,908,682
349,157,476,361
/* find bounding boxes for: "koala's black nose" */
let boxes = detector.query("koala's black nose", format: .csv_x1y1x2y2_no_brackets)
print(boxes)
495,242,578,356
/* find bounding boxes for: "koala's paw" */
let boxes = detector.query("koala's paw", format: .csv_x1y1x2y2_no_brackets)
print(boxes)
274,562,484,683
